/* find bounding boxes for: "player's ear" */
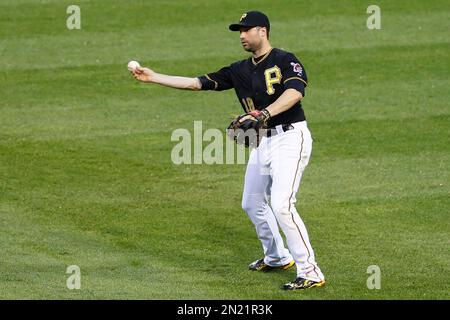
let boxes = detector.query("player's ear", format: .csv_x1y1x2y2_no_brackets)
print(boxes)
260,27,269,40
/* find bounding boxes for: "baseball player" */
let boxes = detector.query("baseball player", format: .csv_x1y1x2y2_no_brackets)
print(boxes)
131,11,325,290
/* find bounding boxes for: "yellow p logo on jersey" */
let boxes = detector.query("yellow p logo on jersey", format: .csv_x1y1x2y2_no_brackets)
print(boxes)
264,66,282,95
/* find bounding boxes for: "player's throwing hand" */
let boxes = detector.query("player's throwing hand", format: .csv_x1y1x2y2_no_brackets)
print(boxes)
131,67,154,83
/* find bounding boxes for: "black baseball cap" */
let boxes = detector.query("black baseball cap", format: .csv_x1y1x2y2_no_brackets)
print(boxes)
229,11,270,31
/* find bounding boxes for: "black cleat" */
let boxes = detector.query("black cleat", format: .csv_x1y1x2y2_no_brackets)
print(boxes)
248,258,295,272
282,277,326,290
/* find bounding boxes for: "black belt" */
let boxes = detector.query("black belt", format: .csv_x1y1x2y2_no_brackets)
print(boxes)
265,124,294,137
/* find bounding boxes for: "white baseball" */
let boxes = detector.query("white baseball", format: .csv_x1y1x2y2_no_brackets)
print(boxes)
127,60,141,71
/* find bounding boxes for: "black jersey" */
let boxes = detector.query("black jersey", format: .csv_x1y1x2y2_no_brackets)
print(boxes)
198,48,308,127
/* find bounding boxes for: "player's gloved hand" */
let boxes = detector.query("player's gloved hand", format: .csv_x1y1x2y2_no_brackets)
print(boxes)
239,109,271,126
227,109,271,148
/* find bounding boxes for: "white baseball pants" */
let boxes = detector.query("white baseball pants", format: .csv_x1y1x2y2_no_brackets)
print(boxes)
241,121,325,282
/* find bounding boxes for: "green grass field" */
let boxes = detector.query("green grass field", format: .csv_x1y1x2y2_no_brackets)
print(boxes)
1,0,449,299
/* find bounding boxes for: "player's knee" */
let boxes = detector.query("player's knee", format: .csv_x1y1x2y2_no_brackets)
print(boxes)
242,193,256,211
242,195,266,216
270,198,290,216
242,197,257,213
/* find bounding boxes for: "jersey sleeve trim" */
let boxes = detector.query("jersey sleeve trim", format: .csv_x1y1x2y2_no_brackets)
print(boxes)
205,74,218,90
283,77,308,86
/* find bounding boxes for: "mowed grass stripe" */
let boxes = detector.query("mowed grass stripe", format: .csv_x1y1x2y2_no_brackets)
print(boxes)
2,191,448,299
1,109,448,159
2,41,449,88
3,136,448,217
2,188,445,295
1,0,448,38
1,42,448,129
1,7,448,70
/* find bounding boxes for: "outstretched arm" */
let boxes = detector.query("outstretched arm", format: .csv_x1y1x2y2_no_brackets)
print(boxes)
131,66,202,91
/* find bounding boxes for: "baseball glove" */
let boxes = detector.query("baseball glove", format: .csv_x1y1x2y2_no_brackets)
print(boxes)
226,109,271,148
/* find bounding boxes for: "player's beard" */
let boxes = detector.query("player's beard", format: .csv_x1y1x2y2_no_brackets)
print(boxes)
242,40,263,53
242,45,252,52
